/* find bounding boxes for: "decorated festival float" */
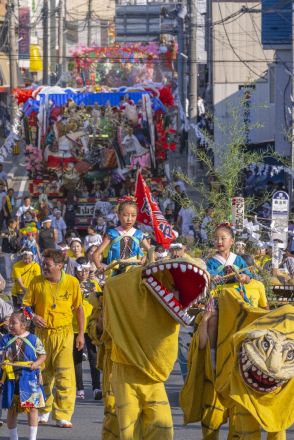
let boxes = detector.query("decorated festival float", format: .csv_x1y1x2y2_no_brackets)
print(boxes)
9,43,178,230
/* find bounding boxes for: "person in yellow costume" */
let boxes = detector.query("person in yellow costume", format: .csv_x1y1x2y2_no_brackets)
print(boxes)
23,248,84,428
11,249,41,309
180,289,294,440
103,255,209,440
253,243,272,271
73,256,103,401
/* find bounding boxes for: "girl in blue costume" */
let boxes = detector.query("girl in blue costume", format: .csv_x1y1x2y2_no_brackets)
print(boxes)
93,196,151,270
0,308,46,440
205,223,253,366
207,223,252,285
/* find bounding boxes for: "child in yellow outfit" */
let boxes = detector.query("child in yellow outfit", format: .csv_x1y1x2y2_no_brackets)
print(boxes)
11,249,41,308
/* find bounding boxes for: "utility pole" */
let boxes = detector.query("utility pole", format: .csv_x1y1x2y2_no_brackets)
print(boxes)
177,14,185,111
186,0,198,178
42,0,49,84
188,0,197,120
205,0,213,109
8,0,17,123
87,0,93,47
50,0,56,84
57,0,63,78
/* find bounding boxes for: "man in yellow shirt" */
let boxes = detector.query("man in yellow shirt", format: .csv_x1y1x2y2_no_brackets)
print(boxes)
23,248,84,428
11,249,41,308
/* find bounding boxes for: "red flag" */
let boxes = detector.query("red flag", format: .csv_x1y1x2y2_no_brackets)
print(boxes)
135,171,177,249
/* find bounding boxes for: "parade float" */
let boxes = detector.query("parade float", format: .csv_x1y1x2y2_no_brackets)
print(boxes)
8,43,177,229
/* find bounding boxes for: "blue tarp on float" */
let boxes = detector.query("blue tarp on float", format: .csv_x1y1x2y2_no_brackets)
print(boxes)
38,92,148,107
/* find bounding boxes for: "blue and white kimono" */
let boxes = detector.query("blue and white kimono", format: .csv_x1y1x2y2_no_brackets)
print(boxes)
0,333,46,409
207,252,252,279
106,227,144,264
206,252,253,305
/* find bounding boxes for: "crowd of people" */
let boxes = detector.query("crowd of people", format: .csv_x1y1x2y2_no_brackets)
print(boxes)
0,169,292,440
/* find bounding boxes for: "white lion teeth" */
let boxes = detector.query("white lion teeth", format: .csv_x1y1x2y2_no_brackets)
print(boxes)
193,267,198,273
244,372,249,378
174,306,180,312
268,377,274,382
169,301,175,307
187,264,192,270
164,293,174,303
199,269,203,276
251,366,257,372
179,311,184,317
248,378,253,384
257,370,262,376
146,269,151,275
152,267,158,273
243,361,251,371
159,290,165,296
172,263,179,268
180,264,187,272
159,265,164,271
259,387,265,391
155,285,161,292
262,374,268,379
166,263,171,269
148,277,153,283
253,382,258,388
151,281,158,288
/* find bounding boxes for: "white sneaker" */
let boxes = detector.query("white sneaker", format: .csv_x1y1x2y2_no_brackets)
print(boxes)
56,419,72,428
38,412,50,424
76,389,85,399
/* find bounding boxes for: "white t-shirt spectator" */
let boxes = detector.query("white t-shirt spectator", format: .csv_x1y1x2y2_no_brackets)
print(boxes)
16,204,35,219
178,207,195,236
51,217,67,243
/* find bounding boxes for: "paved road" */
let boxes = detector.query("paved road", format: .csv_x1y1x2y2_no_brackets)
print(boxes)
0,362,293,440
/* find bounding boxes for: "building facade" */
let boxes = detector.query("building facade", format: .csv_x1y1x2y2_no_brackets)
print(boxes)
212,0,275,165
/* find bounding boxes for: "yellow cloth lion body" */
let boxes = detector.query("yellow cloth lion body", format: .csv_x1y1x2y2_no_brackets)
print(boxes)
180,288,294,438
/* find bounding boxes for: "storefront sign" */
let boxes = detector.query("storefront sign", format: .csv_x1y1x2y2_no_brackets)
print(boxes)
19,8,30,60
271,190,289,249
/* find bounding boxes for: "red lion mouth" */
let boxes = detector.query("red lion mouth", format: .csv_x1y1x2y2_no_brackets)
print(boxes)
142,259,209,326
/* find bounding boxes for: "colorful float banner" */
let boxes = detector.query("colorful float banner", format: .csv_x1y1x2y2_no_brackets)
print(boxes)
231,197,244,233
135,171,176,248
271,190,289,249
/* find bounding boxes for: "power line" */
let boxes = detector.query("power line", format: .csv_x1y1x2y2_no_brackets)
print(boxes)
216,2,265,78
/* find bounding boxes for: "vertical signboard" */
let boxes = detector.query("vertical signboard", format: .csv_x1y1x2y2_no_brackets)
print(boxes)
19,7,30,60
271,190,289,249
232,197,245,233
